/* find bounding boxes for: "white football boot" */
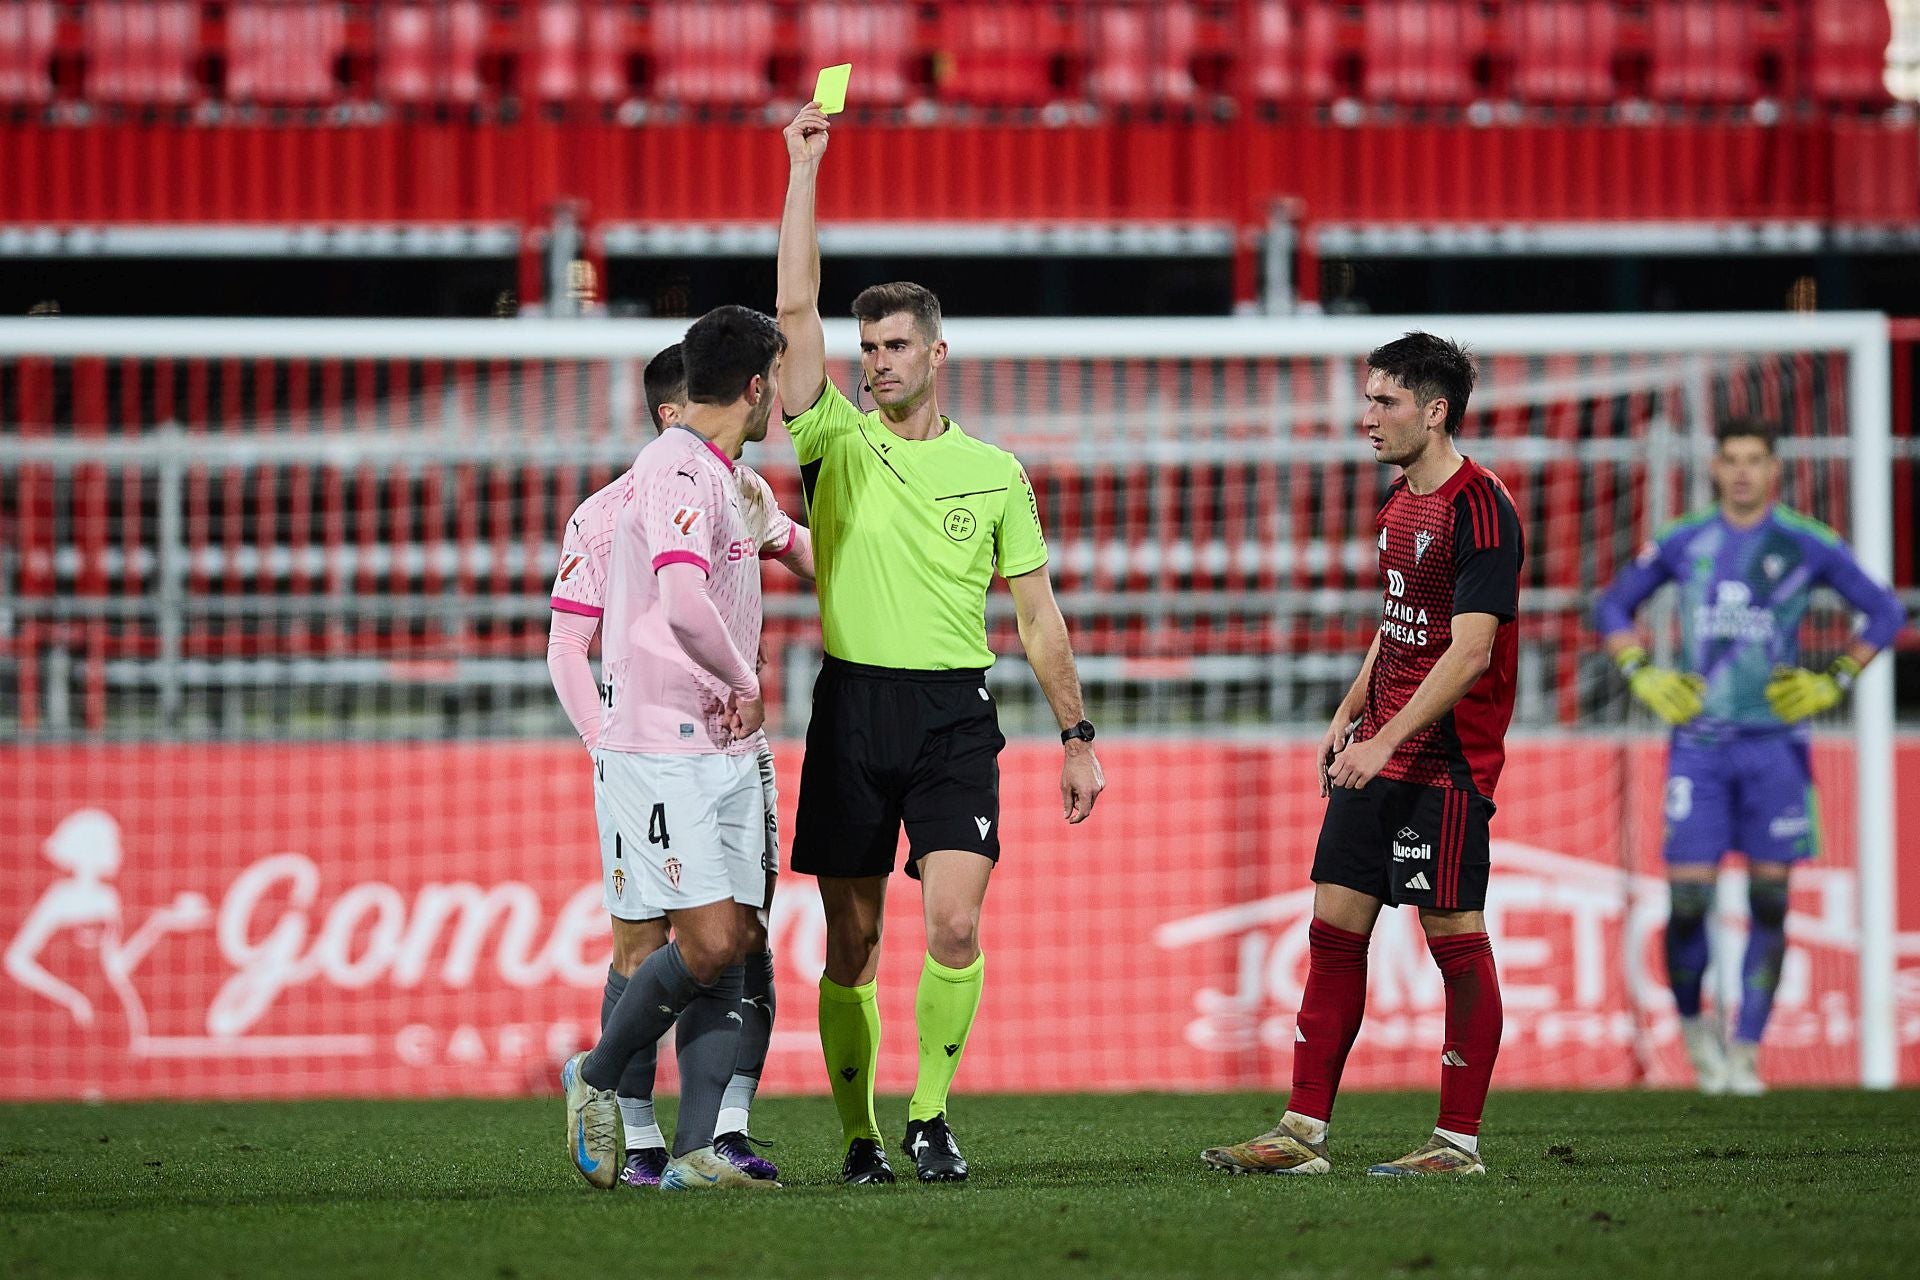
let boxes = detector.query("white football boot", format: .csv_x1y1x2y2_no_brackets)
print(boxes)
659,1145,780,1191
561,1051,620,1189
1680,1015,1729,1096
1724,1039,1766,1097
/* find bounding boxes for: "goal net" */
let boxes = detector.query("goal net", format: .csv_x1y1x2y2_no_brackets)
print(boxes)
0,313,1900,1100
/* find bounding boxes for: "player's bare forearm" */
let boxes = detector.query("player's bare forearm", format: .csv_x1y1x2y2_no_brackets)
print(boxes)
1010,571,1086,729
1844,639,1882,671
1338,633,1382,723
776,525,816,582
1371,616,1498,751
775,114,828,411
1010,569,1104,822
1603,631,1642,659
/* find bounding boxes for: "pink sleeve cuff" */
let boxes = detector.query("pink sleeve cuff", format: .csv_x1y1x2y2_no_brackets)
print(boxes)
759,525,795,560
550,596,603,618
653,550,711,575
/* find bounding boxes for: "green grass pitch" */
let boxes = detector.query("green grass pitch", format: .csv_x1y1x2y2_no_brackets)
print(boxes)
3,1090,1915,1278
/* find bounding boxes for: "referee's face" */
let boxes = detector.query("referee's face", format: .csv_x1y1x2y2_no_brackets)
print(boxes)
859,313,944,411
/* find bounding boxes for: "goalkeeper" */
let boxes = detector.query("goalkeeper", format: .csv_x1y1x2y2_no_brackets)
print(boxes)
1594,418,1904,1096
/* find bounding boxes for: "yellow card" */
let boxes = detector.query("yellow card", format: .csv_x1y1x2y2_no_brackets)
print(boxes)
813,63,852,115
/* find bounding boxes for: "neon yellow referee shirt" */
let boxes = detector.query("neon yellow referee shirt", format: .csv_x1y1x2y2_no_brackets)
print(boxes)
786,379,1049,670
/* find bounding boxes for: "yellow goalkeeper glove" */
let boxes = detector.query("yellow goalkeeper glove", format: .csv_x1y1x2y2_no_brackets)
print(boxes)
1617,646,1705,726
1765,655,1862,723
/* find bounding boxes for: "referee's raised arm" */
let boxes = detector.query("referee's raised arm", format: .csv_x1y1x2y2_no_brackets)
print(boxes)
776,105,831,414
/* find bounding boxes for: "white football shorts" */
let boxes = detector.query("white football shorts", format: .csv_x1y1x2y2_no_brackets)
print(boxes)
594,749,767,914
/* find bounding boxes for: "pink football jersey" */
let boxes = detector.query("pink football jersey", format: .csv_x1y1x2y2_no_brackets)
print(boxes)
549,472,630,620
597,427,768,755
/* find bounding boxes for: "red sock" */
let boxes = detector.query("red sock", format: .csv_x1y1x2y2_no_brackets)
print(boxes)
1284,919,1371,1123
1429,932,1502,1136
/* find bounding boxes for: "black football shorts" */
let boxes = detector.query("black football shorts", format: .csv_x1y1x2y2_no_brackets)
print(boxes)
792,656,1005,880
1312,777,1494,911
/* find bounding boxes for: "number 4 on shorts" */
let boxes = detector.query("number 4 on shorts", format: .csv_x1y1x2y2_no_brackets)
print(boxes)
648,803,670,849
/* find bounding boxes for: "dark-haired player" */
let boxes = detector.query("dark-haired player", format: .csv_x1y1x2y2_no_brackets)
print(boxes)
558,307,806,1192
1204,331,1522,1177
1594,418,1902,1096
547,342,812,1185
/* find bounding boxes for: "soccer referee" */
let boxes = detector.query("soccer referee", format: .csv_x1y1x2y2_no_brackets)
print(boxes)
776,103,1105,1185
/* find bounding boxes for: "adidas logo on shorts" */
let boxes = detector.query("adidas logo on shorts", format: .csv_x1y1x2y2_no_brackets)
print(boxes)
1405,872,1432,891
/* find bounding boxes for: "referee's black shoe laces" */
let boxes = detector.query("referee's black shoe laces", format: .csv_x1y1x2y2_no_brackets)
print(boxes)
903,1114,969,1183
841,1137,897,1185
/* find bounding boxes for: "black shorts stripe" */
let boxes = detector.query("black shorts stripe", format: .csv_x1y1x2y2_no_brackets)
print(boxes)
1440,789,1464,909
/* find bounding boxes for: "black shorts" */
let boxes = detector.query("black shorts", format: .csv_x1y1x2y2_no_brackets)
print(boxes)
791,656,1005,880
1312,778,1495,911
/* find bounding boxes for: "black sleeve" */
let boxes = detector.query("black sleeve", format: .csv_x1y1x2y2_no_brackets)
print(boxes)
1452,480,1524,621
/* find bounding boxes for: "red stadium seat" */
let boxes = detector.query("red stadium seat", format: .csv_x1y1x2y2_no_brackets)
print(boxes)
531,0,628,102
648,1,775,105
377,0,486,105
0,0,55,103
1362,0,1475,104
1648,1,1759,102
1086,2,1199,106
1510,0,1620,104
798,3,913,106
934,3,1063,107
1246,0,1339,102
227,2,347,104
84,1,197,103
1805,0,1893,106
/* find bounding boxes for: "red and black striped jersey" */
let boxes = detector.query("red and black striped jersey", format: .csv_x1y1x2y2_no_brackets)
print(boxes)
1358,458,1525,799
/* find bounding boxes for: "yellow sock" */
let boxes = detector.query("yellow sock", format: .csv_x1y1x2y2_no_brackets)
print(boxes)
818,975,882,1147
909,951,984,1123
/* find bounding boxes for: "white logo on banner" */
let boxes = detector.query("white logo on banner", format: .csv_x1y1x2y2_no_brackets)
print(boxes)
4,808,832,1065
1150,841,1878,1059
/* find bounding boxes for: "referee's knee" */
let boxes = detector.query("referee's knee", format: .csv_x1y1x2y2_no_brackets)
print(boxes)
926,911,980,969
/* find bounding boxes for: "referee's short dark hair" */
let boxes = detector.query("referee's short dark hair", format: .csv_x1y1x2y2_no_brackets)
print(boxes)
1367,331,1477,435
852,281,943,341
682,305,786,405
643,343,686,434
1714,417,1779,454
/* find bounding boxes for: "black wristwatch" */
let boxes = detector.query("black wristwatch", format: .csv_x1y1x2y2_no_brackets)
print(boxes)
1061,720,1096,746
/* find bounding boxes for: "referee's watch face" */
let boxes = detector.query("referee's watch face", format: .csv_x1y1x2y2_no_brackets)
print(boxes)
859,313,946,412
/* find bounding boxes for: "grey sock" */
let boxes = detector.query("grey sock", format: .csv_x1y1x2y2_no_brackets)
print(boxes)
584,943,696,1091
670,963,746,1157
618,1041,659,1104
600,966,628,1033
720,950,775,1122
602,965,659,1102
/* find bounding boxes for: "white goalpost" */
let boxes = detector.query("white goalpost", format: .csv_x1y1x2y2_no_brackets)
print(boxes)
0,311,1897,1093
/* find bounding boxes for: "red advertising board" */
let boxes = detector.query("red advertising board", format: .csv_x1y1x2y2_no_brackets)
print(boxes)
3,739,1915,1099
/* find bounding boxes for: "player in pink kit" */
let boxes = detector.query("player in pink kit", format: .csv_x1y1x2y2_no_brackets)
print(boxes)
546,343,810,1187
560,306,795,1193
